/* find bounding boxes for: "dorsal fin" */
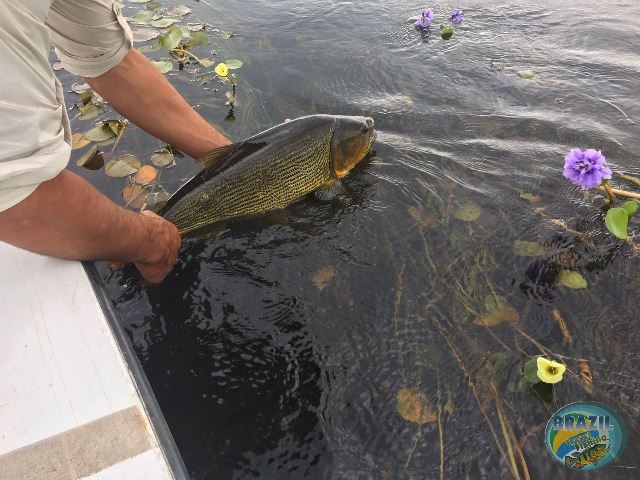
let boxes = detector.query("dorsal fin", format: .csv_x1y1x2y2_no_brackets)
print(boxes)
198,141,266,174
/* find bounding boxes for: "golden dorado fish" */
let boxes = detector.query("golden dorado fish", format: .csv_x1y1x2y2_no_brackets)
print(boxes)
159,114,376,235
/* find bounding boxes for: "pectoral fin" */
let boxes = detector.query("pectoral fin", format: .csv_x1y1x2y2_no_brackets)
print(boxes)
314,180,343,201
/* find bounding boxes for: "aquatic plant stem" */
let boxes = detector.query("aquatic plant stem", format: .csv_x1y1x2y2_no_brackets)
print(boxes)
598,185,640,201
109,119,129,155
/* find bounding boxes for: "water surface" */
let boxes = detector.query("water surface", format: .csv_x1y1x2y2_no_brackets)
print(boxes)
65,0,640,478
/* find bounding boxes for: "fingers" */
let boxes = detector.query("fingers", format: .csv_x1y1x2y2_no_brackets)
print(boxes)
134,211,181,283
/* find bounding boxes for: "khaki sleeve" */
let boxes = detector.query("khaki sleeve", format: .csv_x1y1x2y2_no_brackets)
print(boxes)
47,0,133,78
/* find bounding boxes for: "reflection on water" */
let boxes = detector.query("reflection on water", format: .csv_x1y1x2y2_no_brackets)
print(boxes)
81,0,640,478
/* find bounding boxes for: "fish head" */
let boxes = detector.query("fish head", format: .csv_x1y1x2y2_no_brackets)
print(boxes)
592,444,610,458
330,116,376,178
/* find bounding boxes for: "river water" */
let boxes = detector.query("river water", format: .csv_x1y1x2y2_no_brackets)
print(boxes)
64,0,640,478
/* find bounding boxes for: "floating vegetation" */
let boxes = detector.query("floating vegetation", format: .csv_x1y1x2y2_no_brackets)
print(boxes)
396,388,437,425
312,265,335,291
554,270,587,289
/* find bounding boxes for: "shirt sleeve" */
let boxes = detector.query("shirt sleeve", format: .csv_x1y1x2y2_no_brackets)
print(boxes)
47,0,133,78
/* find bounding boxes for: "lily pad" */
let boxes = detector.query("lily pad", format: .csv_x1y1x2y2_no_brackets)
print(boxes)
187,22,205,31
312,265,335,291
105,154,142,177
622,200,639,216
145,1,162,9
137,44,162,54
166,5,191,16
129,10,154,24
71,82,91,94
150,17,178,28
605,207,629,239
77,104,101,121
151,151,175,167
132,27,160,42
219,30,235,39
159,26,184,51
441,27,454,40
76,145,104,170
396,388,437,425
517,70,536,80
128,0,152,3
198,58,215,67
71,132,91,150
513,240,547,257
151,59,174,74
473,305,520,327
135,165,158,185
453,201,481,221
187,31,209,48
555,270,587,289
122,185,147,209
145,190,170,210
519,192,541,205
84,124,116,142
225,59,243,69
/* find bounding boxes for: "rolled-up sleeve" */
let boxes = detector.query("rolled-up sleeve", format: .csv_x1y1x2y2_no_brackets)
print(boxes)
47,0,133,78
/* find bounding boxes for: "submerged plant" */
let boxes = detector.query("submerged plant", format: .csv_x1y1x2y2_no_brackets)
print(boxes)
562,147,640,239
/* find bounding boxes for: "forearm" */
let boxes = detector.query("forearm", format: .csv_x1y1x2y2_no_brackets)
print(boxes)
0,170,158,263
86,48,231,159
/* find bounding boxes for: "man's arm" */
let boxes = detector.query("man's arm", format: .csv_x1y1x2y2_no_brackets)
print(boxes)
0,169,180,283
86,49,231,159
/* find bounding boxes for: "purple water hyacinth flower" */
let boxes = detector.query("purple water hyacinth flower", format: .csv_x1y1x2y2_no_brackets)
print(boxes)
563,148,612,189
451,9,464,24
415,8,434,29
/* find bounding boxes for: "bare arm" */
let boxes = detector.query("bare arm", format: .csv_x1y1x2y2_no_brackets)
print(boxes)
0,170,180,283
86,48,231,159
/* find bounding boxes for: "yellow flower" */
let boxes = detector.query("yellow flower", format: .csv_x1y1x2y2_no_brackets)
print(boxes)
215,63,229,77
536,357,566,384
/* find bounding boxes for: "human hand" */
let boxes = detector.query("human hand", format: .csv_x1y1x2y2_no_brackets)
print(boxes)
134,210,181,283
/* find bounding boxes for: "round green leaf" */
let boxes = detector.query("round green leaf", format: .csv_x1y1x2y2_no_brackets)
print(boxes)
522,358,541,384
71,82,91,94
166,5,191,16
517,70,536,80
76,145,104,170
622,200,639,216
145,190,170,209
225,59,243,69
187,22,205,31
129,10,154,25
151,59,173,74
105,154,142,177
187,31,209,48
198,58,215,67
555,270,587,289
84,124,116,142
138,44,162,54
453,201,481,221
132,27,160,42
77,104,101,121
150,151,175,167
159,26,183,50
513,240,547,257
145,2,162,9
441,27,454,40
151,17,178,28
605,207,629,239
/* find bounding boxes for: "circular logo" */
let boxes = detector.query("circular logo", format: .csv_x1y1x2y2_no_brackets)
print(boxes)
545,401,628,470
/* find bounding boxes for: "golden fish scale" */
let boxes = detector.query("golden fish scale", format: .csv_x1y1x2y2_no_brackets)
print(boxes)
167,123,335,234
